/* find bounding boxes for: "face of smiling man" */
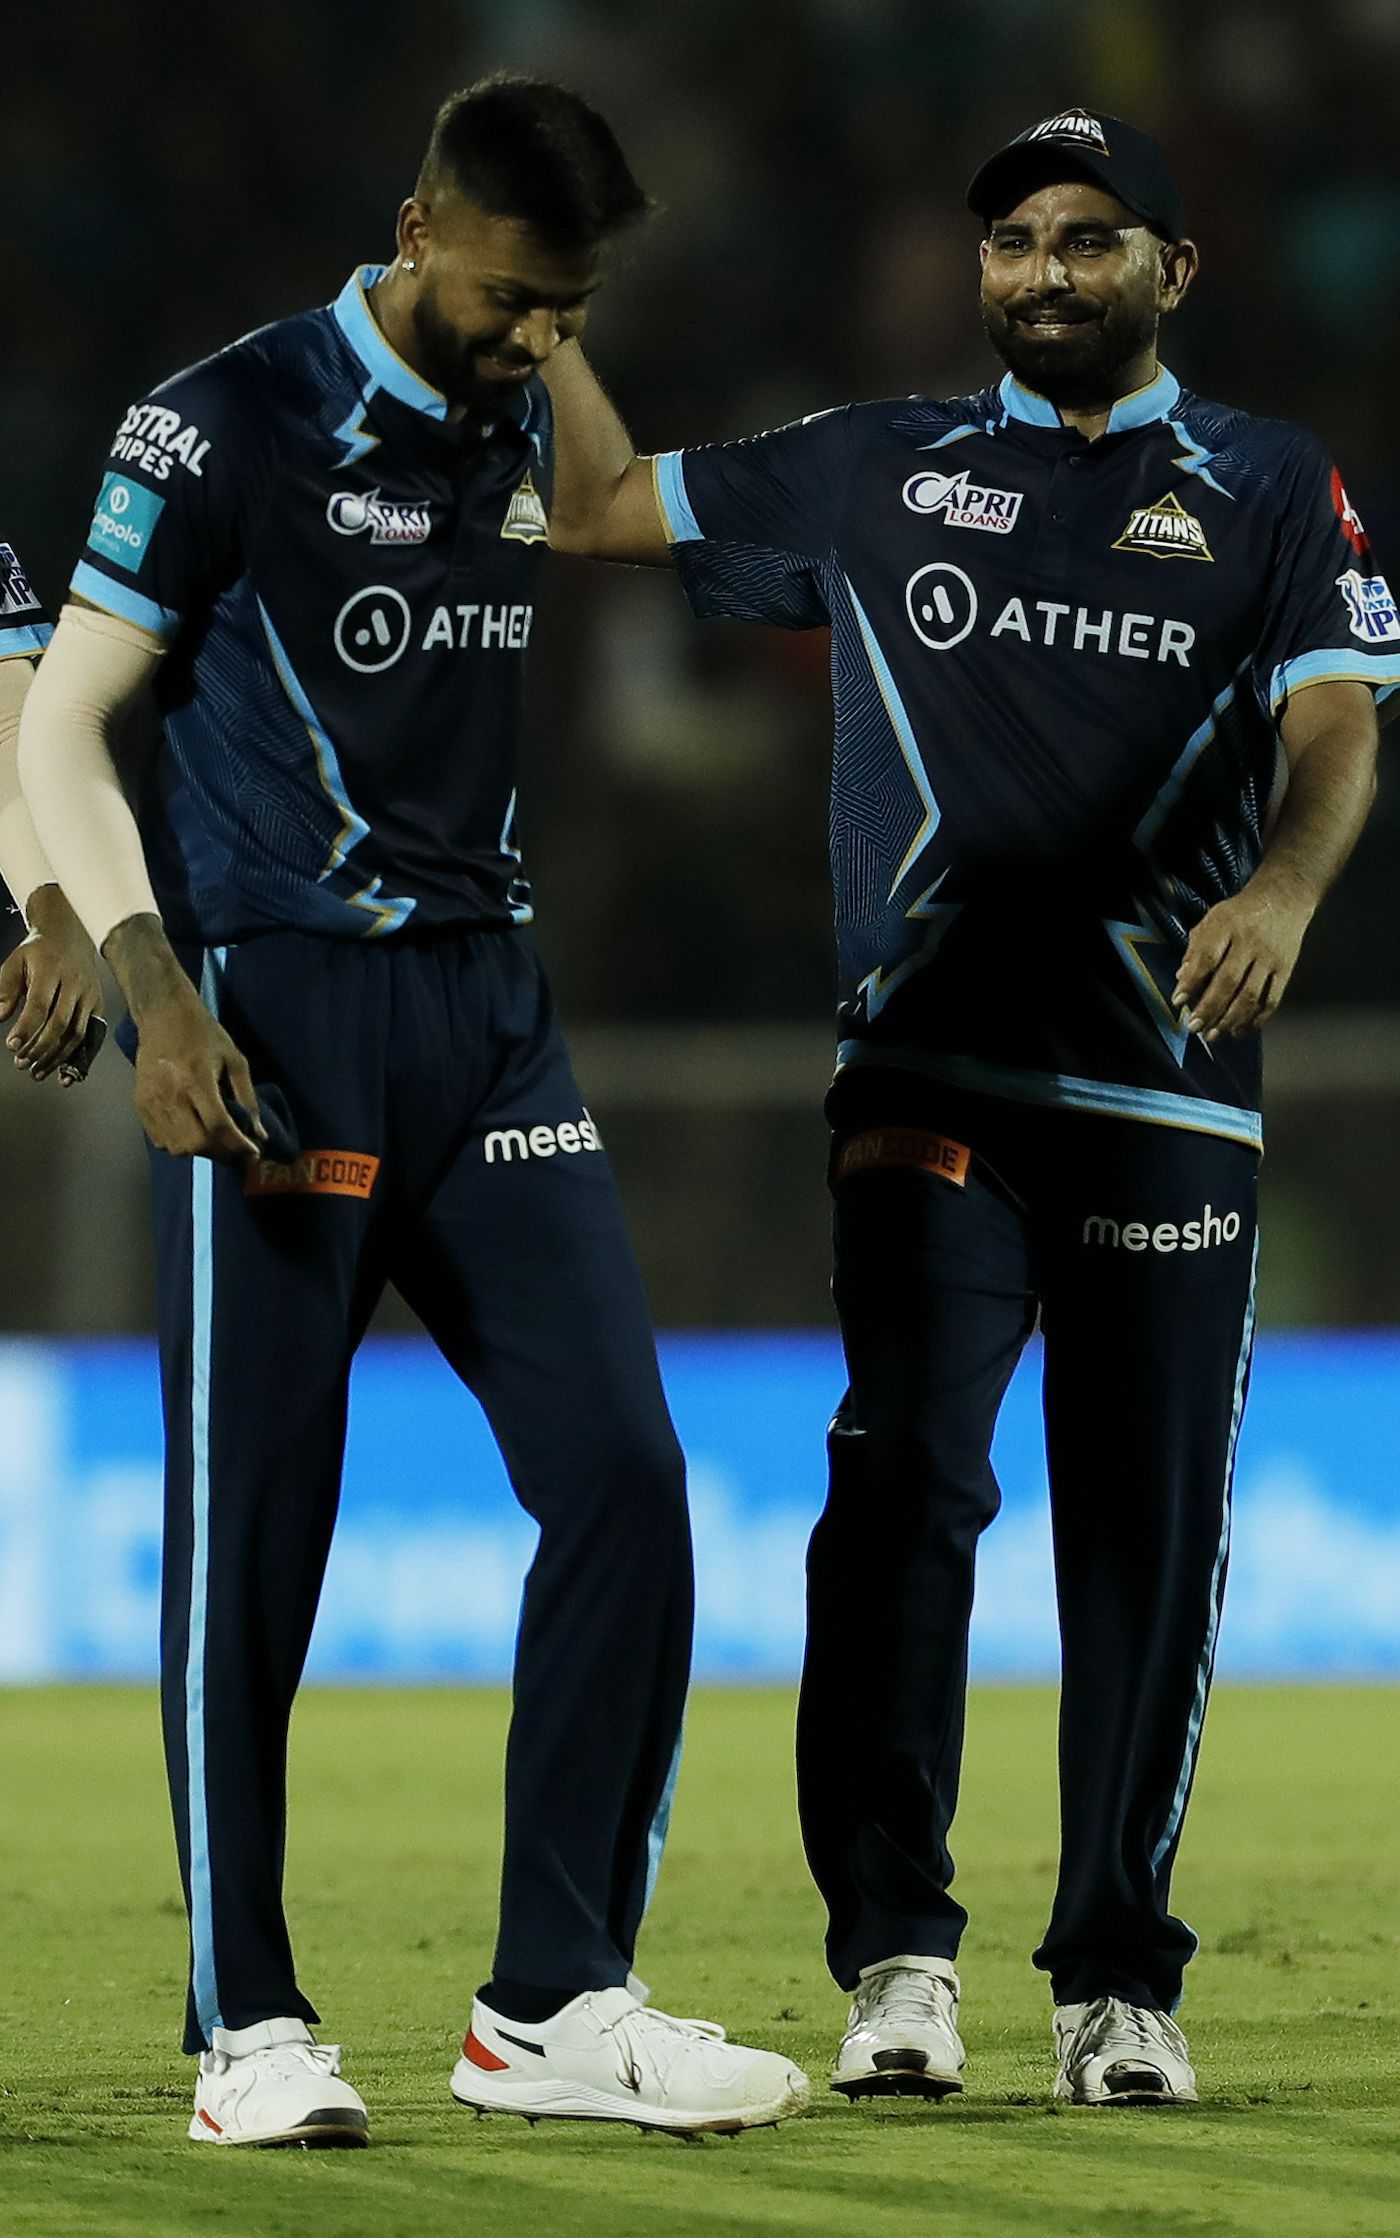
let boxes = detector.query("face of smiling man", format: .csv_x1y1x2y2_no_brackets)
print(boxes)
979,179,1198,413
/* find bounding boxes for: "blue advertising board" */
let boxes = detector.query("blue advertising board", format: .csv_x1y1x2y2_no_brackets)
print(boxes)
0,1333,1396,1681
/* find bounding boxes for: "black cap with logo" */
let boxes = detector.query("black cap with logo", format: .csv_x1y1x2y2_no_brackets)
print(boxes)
966,107,1186,241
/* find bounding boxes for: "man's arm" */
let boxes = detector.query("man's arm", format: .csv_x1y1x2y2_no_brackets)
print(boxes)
0,655,103,1081
1173,679,1378,1041
542,340,673,564
19,602,263,1156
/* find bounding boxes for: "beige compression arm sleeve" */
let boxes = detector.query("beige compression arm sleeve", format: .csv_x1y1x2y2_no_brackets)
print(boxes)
0,655,60,916
18,603,164,951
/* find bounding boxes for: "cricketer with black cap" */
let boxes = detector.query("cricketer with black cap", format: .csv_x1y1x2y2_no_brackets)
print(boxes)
539,105,1400,2104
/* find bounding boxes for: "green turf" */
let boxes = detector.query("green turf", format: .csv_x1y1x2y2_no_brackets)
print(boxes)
1,1686,1397,2237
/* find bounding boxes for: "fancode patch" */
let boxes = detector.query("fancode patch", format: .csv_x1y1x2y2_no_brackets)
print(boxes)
1336,568,1400,645
0,544,42,617
904,468,1024,534
244,1149,380,1200
1112,492,1212,562
837,1128,971,1188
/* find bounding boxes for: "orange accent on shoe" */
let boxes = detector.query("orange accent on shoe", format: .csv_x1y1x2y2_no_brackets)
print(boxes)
198,2108,223,2133
462,2028,510,2072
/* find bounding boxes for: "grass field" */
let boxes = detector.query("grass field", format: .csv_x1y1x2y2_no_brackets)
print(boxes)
1,1686,1397,2238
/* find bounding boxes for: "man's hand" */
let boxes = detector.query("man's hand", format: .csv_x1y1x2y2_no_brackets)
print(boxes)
0,883,103,1083
104,912,265,1160
1173,868,1316,1043
133,990,266,1159
1175,680,1380,1045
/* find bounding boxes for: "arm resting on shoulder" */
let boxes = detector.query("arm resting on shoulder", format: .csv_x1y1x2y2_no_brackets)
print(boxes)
542,340,674,564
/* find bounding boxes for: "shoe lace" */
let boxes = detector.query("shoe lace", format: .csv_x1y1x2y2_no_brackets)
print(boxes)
855,1969,956,2030
1077,1999,1185,2064
213,2039,343,2081
604,2004,726,2094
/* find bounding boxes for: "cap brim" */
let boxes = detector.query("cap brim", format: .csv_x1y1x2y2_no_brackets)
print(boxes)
966,145,1167,235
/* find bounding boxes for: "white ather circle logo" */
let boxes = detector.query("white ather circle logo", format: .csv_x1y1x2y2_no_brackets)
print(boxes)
334,585,411,672
906,562,978,650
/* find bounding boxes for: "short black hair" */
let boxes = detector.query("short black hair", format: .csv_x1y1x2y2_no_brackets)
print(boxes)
418,75,650,252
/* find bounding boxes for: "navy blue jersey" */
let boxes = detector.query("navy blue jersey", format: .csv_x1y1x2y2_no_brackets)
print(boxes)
72,267,553,943
658,370,1400,1147
0,539,51,662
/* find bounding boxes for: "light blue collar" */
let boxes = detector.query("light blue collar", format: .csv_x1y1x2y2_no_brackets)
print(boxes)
998,365,1182,433
331,265,449,421
331,264,536,434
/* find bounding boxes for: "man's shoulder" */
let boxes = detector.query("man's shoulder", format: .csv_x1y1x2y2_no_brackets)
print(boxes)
845,388,1002,447
1171,390,1330,488
140,303,358,452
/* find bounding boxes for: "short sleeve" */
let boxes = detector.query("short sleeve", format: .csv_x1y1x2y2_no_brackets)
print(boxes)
70,363,250,642
1255,437,1400,718
654,408,858,629
0,540,52,661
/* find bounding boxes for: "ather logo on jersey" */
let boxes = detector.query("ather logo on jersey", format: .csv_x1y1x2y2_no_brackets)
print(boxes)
1082,1205,1243,1254
904,563,1196,664
334,585,414,671
332,588,536,671
903,468,1024,534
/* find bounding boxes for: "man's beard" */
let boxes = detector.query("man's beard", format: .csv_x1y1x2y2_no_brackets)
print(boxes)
410,289,532,415
982,293,1157,410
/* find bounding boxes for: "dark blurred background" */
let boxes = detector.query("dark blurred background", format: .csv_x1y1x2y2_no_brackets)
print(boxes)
3,0,1399,1331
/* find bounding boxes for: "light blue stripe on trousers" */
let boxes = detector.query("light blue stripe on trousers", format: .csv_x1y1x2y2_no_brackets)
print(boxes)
187,948,225,2037
644,1727,685,1911
1151,1235,1258,1877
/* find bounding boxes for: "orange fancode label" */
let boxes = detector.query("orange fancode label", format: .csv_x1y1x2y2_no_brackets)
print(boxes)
836,1128,971,1188
244,1150,380,1201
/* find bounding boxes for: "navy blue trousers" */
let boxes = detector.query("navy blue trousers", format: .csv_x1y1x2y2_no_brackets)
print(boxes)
149,928,691,2052
798,1070,1258,2010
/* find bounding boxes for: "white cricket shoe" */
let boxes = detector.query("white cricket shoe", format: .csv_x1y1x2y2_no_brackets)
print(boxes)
830,1955,965,2099
451,1985,810,2134
1053,1997,1198,2105
189,2016,369,2146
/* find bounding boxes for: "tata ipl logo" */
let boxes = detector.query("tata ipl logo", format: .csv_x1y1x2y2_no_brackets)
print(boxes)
1336,569,1400,646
